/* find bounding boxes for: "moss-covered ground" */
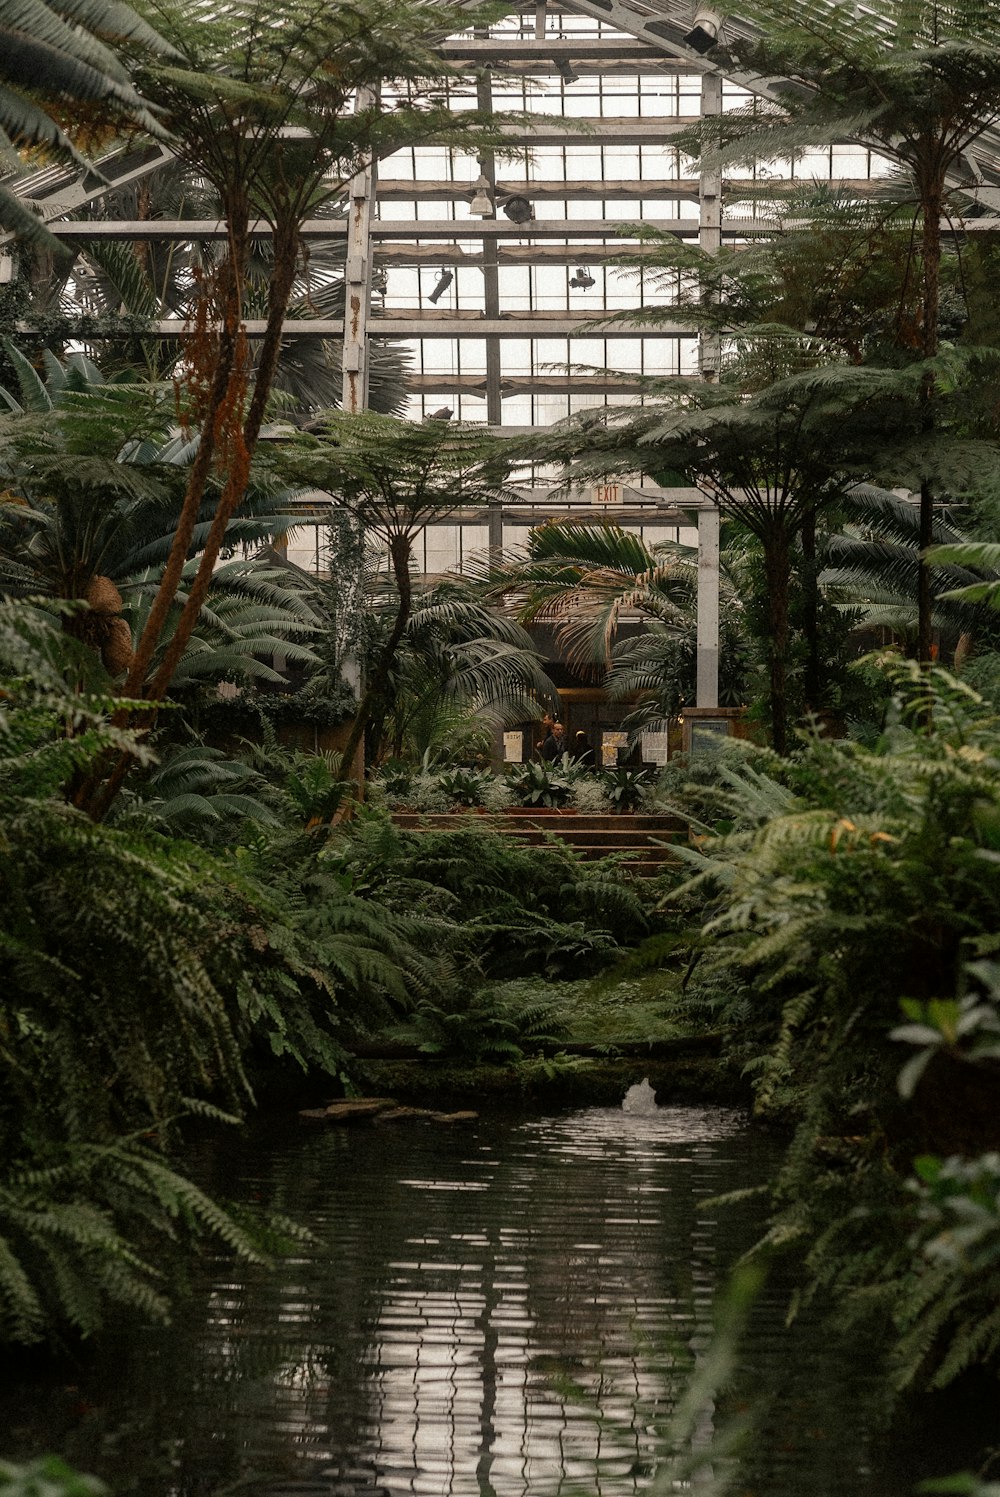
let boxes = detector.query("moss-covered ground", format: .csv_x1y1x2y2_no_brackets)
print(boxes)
353,969,747,1110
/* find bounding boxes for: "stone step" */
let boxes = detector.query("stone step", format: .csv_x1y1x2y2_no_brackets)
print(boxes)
484,828,675,848
390,811,683,832
388,809,681,876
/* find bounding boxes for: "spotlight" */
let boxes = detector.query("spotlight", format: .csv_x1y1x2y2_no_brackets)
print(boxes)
555,58,579,84
371,266,388,295
425,406,454,421
427,269,454,304
569,266,595,289
470,173,495,217
682,5,722,52
500,194,534,225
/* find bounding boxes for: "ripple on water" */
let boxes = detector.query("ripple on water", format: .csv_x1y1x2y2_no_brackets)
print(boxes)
0,1105,907,1497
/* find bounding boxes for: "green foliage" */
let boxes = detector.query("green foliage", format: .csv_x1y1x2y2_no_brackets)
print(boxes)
435,765,492,808
508,758,573,808
0,0,172,251
323,811,650,981
0,1457,106,1497
0,1134,267,1345
663,658,1000,1393
604,765,653,813
0,601,342,1345
390,984,569,1064
472,518,752,721
281,751,351,826
0,363,320,690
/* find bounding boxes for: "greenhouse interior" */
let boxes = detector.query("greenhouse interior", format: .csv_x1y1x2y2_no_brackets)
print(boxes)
4,0,1000,1493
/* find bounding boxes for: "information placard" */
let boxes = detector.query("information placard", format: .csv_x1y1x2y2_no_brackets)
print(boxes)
503,730,524,763
640,731,670,765
600,730,629,767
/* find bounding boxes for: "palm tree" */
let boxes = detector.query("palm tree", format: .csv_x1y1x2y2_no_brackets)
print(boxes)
364,581,558,765
0,0,172,247
0,348,320,682
61,0,506,820
538,365,909,751
31,156,412,412
470,517,751,734
827,486,1000,655
279,412,520,776
694,0,1000,662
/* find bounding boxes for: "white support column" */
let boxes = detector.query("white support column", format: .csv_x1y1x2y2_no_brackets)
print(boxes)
698,70,722,380
341,89,378,414
696,71,722,707
697,505,720,708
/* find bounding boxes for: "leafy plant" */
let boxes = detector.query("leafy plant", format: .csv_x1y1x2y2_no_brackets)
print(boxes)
569,774,608,813
662,657,1000,1394
604,765,653,814
0,1457,106,1497
0,0,172,250
435,766,491,808
508,759,572,809
0,600,340,1345
391,985,568,1064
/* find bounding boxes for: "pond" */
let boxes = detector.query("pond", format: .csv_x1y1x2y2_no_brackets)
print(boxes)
0,1101,969,1495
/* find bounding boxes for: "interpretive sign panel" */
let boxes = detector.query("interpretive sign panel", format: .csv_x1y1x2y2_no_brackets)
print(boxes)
600,730,629,767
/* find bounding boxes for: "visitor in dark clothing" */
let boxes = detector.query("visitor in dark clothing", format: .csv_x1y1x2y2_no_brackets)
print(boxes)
572,730,595,767
542,721,567,761
535,714,554,760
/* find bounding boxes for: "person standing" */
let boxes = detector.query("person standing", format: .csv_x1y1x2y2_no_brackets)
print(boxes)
572,730,595,767
543,721,567,761
535,713,555,760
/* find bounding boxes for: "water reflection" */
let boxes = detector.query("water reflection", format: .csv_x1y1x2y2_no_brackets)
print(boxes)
324,1106,748,1497
0,1105,899,1497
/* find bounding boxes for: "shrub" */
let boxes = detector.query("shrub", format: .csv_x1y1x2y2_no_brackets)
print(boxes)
569,775,608,813
667,662,1000,1394
508,759,572,808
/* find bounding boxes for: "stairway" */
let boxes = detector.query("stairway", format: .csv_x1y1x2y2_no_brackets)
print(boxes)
389,809,683,876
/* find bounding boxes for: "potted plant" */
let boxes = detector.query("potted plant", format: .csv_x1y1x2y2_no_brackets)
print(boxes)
604,766,653,814
508,760,573,809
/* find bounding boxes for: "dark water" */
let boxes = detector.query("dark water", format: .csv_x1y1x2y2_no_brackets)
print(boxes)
0,1104,962,1496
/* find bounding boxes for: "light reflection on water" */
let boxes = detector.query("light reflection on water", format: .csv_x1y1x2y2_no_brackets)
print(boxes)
0,1105,904,1497
348,1107,739,1497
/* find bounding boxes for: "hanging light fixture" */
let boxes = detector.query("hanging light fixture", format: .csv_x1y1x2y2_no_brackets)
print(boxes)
427,269,454,304
371,266,388,295
500,194,534,225
470,173,494,217
569,266,595,289
682,5,722,52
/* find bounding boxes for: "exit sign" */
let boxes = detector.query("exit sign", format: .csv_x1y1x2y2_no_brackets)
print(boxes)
593,482,622,505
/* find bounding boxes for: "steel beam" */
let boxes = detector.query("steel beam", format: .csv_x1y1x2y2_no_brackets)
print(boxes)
696,506,721,708
26,313,694,338
440,37,689,59
341,93,377,413
404,373,660,393
491,118,692,144
377,177,701,199
369,314,696,336
32,215,769,243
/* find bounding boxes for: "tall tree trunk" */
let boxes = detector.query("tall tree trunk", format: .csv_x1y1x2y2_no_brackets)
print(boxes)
763,527,791,755
336,532,414,784
145,221,302,702
123,226,249,702
80,218,302,821
917,176,942,668
801,505,819,715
